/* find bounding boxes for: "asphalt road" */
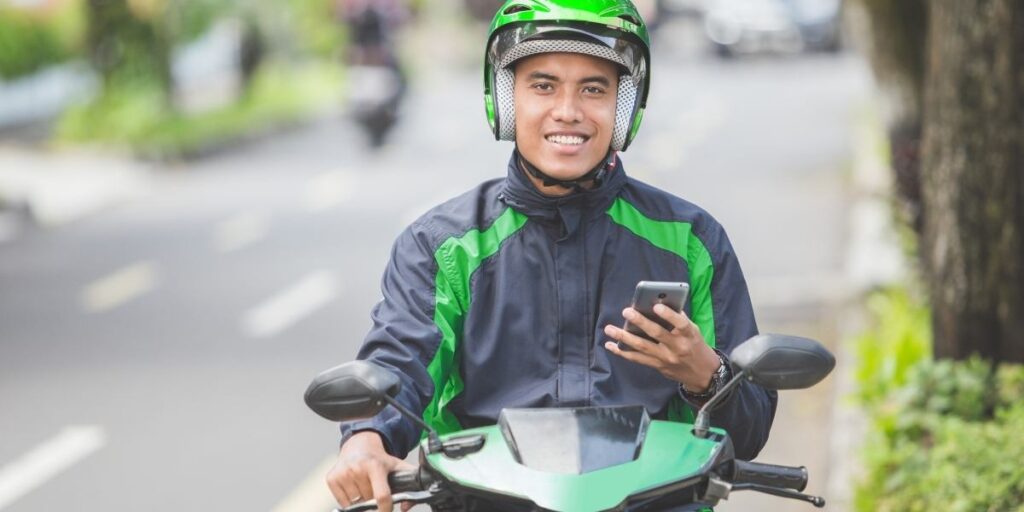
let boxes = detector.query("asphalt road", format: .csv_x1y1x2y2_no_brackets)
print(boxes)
0,15,871,512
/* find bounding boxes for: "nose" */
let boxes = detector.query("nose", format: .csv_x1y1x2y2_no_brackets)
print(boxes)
551,89,583,123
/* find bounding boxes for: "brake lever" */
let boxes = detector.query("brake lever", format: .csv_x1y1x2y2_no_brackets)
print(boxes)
731,483,825,508
335,490,436,512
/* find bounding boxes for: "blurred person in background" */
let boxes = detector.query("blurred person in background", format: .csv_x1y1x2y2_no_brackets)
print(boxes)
325,0,776,509
335,0,410,146
336,0,408,67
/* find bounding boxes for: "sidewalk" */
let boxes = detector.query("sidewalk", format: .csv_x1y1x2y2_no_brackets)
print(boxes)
0,145,152,233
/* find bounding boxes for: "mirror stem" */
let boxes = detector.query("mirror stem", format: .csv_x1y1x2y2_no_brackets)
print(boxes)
381,394,443,454
693,369,746,439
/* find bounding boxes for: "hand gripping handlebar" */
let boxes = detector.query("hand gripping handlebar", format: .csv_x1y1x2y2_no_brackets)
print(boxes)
336,468,436,512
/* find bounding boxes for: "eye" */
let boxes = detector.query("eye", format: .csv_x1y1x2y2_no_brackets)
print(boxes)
531,82,554,92
583,86,606,95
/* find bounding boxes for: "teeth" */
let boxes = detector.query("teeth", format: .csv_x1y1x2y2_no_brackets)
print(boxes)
546,134,586,145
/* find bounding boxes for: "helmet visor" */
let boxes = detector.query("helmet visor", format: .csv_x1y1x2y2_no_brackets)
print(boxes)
488,22,647,84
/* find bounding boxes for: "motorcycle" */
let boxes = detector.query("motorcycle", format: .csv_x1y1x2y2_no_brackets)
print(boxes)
339,0,407,148
305,333,835,511
346,62,405,148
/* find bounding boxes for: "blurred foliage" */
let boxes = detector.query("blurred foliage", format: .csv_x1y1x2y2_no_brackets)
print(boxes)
289,0,347,58
0,3,85,79
44,0,350,154
2,0,350,153
56,61,343,158
853,286,1024,511
163,0,227,42
853,286,932,406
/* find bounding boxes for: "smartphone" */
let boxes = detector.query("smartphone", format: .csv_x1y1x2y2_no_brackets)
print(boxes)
619,281,690,349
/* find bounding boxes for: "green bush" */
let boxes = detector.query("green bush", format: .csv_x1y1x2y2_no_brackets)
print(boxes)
853,286,932,407
55,60,343,158
853,288,1024,511
856,362,1024,512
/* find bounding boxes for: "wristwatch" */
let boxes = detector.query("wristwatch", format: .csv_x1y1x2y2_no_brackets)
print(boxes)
679,349,732,404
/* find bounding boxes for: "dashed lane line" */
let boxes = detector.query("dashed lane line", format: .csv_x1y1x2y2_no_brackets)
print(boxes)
81,261,159,313
0,425,106,510
242,270,338,339
270,455,337,512
214,211,269,253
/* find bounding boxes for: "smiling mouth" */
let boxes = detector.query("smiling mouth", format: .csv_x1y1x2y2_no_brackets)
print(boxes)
545,134,589,146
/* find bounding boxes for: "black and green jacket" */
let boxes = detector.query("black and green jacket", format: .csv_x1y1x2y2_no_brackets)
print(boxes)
344,152,777,460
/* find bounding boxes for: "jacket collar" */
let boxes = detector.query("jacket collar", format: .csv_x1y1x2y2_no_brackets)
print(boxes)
498,149,627,220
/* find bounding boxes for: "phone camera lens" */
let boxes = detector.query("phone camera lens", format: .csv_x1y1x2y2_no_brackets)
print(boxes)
657,293,666,299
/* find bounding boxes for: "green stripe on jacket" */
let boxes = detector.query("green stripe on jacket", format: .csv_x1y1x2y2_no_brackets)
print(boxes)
422,207,529,434
606,197,717,424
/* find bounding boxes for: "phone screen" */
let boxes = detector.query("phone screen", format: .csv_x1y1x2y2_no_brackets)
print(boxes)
621,281,690,346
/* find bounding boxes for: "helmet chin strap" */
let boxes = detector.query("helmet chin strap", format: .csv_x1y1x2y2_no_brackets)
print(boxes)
517,149,617,192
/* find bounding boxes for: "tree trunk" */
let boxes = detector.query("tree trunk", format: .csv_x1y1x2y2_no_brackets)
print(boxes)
85,0,173,99
919,0,1024,363
856,0,929,233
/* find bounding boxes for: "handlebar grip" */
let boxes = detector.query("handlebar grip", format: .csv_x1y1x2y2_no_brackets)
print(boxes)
733,460,808,492
387,469,424,494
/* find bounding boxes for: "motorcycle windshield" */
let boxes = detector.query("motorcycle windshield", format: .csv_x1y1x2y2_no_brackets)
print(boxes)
498,405,650,474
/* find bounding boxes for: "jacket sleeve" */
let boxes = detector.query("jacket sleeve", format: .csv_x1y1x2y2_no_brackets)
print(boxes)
697,224,778,461
339,222,444,457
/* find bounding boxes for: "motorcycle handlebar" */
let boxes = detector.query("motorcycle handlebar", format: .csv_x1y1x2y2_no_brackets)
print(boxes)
733,460,808,492
337,469,435,512
387,469,426,493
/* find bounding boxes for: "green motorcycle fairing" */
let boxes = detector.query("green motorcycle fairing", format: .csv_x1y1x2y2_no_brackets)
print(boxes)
422,406,729,511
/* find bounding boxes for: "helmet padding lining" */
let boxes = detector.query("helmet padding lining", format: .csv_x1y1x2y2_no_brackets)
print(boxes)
493,39,638,151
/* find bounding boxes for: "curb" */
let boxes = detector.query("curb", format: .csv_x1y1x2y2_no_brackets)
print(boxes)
825,103,907,511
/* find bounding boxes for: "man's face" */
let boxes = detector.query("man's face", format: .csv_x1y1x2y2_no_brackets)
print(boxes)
513,52,619,182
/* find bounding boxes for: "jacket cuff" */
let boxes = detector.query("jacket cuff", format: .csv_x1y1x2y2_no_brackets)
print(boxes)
339,421,396,454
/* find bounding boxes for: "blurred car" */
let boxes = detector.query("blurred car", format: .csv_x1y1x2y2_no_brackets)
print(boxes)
786,0,843,51
703,0,841,57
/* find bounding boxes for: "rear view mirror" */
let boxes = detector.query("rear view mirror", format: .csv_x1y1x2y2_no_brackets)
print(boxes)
304,361,401,422
730,334,835,390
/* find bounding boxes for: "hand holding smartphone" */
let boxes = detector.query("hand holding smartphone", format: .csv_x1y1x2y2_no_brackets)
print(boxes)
619,281,690,349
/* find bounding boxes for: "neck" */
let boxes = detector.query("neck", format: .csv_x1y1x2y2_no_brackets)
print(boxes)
520,162,586,197
516,151,616,197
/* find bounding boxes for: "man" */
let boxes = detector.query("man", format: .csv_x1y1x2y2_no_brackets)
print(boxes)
327,1,777,509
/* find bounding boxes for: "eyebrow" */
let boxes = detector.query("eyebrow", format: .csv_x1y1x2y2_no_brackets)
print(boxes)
526,71,612,87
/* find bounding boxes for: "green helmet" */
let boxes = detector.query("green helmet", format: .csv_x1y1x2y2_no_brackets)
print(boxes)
483,0,651,152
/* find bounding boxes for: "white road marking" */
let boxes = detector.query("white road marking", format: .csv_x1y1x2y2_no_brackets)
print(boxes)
81,261,158,313
270,455,337,512
214,211,269,253
305,170,354,213
0,425,106,510
242,270,338,338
